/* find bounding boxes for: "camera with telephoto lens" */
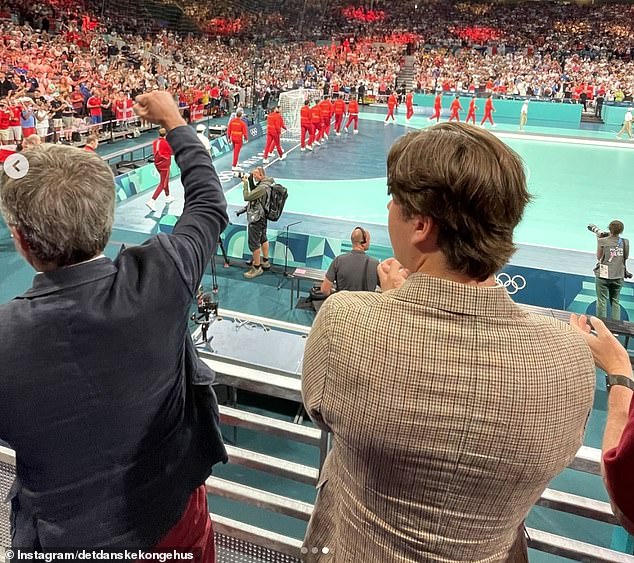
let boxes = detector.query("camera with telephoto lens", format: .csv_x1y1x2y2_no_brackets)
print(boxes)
587,224,610,238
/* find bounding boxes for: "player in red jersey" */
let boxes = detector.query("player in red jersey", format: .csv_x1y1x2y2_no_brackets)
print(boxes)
345,98,359,134
311,101,323,144
448,95,463,122
405,90,414,123
480,95,496,127
228,109,249,169
146,128,173,212
319,97,333,140
465,97,477,125
429,92,442,122
263,106,287,163
300,100,314,151
385,92,398,125
333,96,346,135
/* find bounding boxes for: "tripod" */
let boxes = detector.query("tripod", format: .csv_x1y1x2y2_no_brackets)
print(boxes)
191,288,219,351
210,237,230,293
277,221,302,290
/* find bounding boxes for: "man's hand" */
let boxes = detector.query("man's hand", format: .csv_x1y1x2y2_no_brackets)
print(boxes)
378,258,410,291
134,91,186,132
569,314,632,376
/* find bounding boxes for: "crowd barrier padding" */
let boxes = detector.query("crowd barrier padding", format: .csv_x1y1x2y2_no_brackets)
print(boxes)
412,94,583,126
156,219,634,321
602,104,634,128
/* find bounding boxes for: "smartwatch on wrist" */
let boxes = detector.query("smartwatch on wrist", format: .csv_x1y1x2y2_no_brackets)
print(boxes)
606,374,634,393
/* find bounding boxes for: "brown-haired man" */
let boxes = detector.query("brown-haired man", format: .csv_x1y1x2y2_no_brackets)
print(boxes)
301,122,595,562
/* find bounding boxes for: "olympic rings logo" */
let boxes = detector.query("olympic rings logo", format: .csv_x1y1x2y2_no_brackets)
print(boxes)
495,273,526,295
249,127,259,136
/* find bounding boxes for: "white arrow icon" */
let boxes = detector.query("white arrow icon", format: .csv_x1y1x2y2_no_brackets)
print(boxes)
4,154,29,180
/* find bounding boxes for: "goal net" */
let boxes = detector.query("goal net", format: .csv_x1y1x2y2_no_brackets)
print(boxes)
278,88,322,142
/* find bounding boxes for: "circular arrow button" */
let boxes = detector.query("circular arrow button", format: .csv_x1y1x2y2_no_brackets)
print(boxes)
4,153,29,180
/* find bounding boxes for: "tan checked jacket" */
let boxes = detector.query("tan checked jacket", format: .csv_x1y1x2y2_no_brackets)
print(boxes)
301,273,595,563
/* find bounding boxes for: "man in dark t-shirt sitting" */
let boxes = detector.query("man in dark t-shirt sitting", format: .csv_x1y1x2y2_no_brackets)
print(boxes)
320,226,380,295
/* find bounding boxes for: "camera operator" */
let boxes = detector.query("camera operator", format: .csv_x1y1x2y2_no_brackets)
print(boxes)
242,166,273,278
594,220,630,320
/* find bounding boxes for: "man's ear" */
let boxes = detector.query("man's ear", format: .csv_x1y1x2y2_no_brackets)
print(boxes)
412,215,437,247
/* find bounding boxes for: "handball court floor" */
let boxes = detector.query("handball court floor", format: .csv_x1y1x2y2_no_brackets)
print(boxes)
1,107,634,560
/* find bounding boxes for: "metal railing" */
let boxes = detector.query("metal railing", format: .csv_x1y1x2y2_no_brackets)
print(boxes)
1,309,633,562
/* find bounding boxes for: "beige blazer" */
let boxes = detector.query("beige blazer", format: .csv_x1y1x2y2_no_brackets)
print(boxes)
301,274,595,562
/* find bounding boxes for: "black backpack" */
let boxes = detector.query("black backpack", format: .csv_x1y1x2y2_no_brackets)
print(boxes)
264,183,288,221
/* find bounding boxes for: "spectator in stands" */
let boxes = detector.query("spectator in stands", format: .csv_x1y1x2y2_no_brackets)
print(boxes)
0,100,11,145
301,122,595,563
594,220,629,321
35,101,51,141
570,314,634,534
0,72,17,98
86,88,103,127
0,90,228,554
242,166,273,278
319,226,379,295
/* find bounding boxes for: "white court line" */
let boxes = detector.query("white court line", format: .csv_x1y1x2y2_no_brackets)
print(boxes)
356,112,634,149
495,130,634,149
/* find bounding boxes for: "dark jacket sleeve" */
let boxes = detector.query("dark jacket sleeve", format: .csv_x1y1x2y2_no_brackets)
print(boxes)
164,125,228,292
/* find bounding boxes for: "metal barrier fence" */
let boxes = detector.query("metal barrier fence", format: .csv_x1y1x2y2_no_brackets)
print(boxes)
1,309,634,562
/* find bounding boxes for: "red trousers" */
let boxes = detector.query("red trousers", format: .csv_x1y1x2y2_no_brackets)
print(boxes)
321,117,331,137
313,121,323,141
406,105,414,120
481,111,495,125
448,111,460,122
231,139,243,166
301,123,314,147
334,114,344,132
264,132,282,158
430,106,441,121
345,115,358,130
152,166,170,200
155,485,214,563
466,111,476,124
385,107,396,121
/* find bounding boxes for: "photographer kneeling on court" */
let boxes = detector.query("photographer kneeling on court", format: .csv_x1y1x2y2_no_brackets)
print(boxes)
593,220,630,320
242,166,273,279
319,226,379,295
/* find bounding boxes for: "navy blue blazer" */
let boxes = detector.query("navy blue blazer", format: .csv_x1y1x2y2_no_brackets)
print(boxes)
0,125,229,548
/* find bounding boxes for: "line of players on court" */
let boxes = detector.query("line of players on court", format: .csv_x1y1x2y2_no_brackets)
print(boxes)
224,91,501,173
225,96,362,170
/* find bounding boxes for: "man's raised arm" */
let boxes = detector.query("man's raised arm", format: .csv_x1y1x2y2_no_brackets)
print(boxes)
134,91,228,290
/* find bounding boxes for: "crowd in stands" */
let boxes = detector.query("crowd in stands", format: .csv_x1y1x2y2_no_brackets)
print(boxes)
0,0,633,148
